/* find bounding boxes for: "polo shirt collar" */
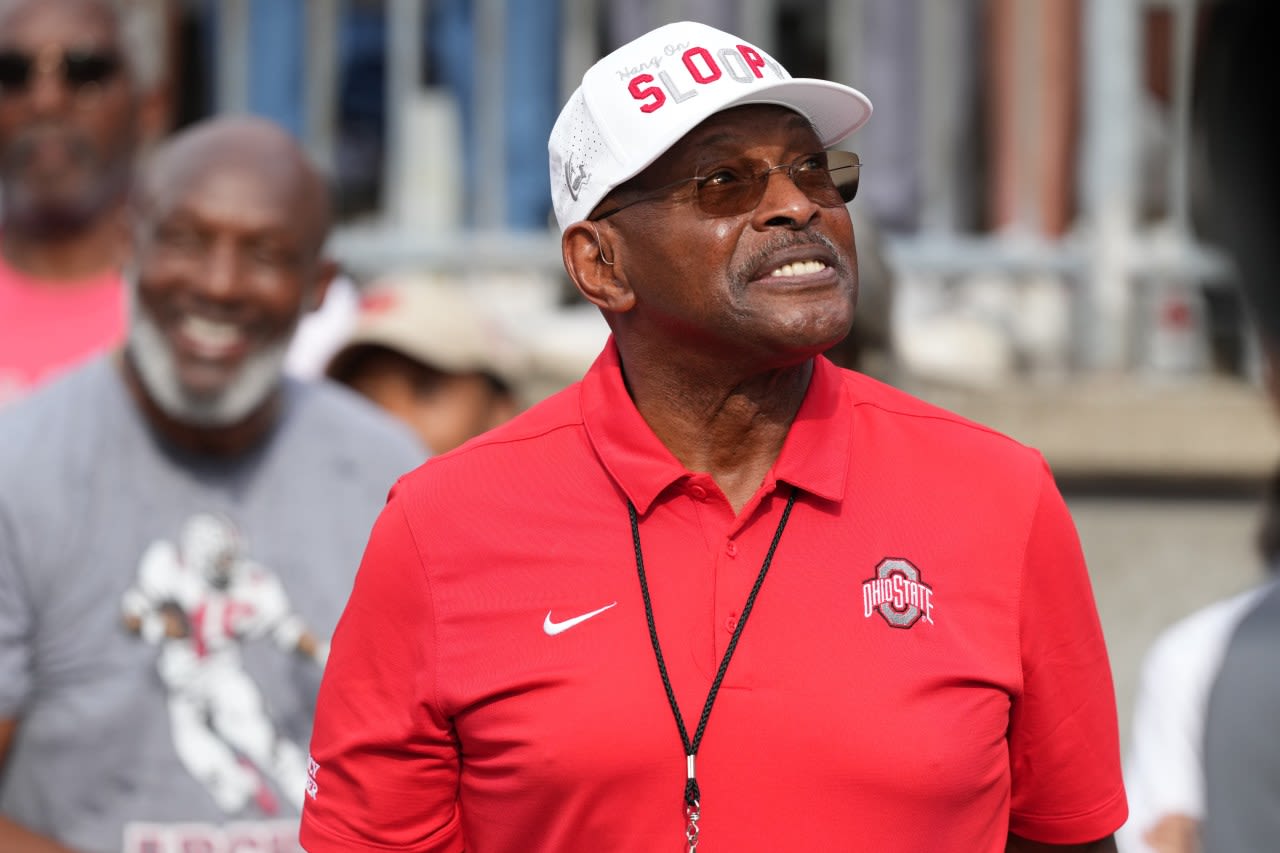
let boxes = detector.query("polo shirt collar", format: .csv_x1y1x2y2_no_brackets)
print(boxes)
580,338,852,514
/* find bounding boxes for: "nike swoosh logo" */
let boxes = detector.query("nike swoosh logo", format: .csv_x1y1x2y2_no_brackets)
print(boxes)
543,602,617,636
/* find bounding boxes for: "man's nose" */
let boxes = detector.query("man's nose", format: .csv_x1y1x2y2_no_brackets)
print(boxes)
194,241,243,300
755,168,820,229
28,54,73,115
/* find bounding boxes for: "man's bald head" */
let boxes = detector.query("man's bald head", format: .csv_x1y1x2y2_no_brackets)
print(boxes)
137,115,333,255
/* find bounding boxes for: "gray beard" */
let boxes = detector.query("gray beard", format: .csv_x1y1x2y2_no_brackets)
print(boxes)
126,282,293,428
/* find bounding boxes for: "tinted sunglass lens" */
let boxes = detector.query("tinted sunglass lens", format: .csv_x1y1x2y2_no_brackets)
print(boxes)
656,151,862,217
698,183,757,217
832,168,859,203
0,53,32,89
825,153,860,204
793,171,846,207
64,52,119,87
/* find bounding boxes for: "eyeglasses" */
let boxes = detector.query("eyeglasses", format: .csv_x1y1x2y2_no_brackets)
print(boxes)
590,150,861,221
0,48,123,94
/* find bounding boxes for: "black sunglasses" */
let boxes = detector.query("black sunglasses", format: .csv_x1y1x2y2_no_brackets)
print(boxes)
590,150,861,221
0,48,123,93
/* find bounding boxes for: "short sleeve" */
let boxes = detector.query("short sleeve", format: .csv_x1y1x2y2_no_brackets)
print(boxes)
0,505,33,718
300,487,464,853
1007,461,1129,843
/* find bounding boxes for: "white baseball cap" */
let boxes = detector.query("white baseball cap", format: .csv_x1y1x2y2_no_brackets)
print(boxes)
548,20,873,231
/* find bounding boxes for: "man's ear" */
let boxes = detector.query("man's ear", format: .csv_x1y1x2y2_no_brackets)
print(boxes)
305,258,340,313
562,222,635,314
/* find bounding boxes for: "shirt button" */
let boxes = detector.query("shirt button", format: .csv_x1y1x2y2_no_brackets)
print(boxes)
725,540,738,557
689,484,708,500
725,613,739,632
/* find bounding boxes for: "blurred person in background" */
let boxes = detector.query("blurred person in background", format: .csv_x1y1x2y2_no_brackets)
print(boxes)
0,115,421,852
985,0,1080,241
0,0,167,405
302,21,1125,852
1119,468,1280,853
326,271,521,455
1119,1,1280,851
1192,0,1280,849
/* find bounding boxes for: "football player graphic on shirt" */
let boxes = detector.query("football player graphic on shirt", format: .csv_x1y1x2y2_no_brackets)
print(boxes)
121,513,329,814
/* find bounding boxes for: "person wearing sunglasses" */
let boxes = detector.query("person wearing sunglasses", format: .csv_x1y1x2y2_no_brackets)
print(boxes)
0,0,166,406
302,21,1126,853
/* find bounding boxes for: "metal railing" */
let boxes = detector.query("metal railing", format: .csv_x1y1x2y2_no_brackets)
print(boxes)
208,0,1233,373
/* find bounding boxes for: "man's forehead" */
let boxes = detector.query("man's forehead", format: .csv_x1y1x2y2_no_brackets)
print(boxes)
0,0,119,45
140,118,329,247
647,105,820,173
150,161,304,220
143,156,326,252
148,125,307,202
687,107,818,149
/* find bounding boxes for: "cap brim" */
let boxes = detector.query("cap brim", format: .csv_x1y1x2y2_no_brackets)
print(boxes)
618,77,872,197
730,78,873,149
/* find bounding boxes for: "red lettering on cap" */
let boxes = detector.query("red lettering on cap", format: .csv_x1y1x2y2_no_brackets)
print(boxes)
738,45,766,78
683,47,722,84
628,73,666,113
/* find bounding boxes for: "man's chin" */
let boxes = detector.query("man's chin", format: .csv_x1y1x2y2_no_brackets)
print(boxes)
160,382,277,428
134,347,288,429
176,365,246,398
172,400,264,429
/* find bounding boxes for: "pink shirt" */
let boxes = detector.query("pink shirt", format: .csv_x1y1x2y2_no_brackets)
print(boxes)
0,252,125,405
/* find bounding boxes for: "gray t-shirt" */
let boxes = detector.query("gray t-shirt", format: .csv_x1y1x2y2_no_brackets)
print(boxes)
0,357,424,852
1201,576,1280,852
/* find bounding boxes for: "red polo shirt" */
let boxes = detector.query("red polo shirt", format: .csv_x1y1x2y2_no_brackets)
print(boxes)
302,341,1127,852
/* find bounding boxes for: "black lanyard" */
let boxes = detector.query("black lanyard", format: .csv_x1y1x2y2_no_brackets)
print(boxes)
627,486,798,852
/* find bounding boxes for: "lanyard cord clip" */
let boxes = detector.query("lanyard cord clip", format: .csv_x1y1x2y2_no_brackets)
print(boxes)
685,754,701,850
629,487,798,853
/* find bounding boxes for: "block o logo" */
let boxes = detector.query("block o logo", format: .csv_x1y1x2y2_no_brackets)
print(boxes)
861,558,935,629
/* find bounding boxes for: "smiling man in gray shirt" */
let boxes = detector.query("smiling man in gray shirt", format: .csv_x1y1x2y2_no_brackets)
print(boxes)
0,115,422,852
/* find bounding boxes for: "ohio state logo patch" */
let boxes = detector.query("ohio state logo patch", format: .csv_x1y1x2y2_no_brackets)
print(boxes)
862,558,935,628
